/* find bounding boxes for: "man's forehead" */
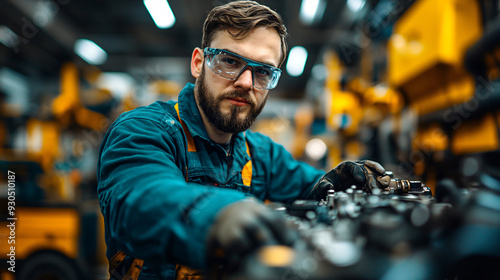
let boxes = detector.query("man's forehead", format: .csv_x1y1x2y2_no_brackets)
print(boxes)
210,28,281,67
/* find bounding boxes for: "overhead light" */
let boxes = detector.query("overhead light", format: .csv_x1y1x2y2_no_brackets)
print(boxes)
347,0,366,14
74,39,108,65
286,46,308,77
144,0,176,29
0,26,19,49
300,0,326,25
33,0,57,27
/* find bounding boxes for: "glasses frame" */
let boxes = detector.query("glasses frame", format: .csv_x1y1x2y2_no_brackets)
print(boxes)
203,47,282,90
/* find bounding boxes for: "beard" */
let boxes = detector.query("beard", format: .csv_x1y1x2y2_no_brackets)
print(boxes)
195,68,268,134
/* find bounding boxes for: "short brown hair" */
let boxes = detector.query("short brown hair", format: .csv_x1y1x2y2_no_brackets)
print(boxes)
202,0,288,66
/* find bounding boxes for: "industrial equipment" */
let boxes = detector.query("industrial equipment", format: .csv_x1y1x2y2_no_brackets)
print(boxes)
0,63,110,280
229,177,500,279
323,0,500,195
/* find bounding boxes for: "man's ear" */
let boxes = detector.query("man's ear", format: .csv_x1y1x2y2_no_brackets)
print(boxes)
191,48,204,78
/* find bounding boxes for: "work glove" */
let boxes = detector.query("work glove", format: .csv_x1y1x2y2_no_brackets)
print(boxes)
311,160,391,200
206,197,296,275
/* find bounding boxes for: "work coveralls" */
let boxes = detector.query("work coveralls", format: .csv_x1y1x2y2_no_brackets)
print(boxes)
97,83,325,279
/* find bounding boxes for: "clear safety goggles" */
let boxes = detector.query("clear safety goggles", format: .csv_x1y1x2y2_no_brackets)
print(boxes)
203,47,282,90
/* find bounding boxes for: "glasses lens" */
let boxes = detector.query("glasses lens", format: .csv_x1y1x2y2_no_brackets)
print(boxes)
211,52,246,79
253,65,280,90
205,48,281,90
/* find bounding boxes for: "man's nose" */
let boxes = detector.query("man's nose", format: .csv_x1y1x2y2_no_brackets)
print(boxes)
234,68,253,90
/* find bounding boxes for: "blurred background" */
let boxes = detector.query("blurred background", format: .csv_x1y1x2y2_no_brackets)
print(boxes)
0,0,499,279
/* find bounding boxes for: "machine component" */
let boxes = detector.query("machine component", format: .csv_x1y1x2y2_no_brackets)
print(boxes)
388,0,482,115
230,176,500,280
388,178,432,196
465,17,500,77
326,189,335,209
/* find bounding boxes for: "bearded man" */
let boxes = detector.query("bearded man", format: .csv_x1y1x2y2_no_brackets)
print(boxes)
97,1,389,279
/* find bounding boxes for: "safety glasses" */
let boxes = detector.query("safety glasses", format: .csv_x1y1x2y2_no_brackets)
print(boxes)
203,47,282,90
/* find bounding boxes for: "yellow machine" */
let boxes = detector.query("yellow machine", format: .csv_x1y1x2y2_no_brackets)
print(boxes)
323,0,499,193
0,63,109,280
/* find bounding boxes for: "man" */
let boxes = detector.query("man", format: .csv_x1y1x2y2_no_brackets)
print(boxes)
97,1,389,279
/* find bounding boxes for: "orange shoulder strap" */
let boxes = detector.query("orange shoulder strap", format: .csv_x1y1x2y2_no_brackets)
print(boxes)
242,135,252,187
175,103,196,152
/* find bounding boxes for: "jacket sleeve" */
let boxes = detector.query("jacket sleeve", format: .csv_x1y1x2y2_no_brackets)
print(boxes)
248,132,325,202
97,115,246,269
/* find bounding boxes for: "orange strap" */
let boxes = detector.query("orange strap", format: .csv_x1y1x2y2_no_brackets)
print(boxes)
242,140,252,187
175,264,204,280
108,250,144,280
175,103,196,152
174,103,252,186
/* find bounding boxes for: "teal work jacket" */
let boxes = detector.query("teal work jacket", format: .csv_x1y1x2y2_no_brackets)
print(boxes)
97,83,325,279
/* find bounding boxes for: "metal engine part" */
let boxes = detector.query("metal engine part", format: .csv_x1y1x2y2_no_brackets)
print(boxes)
230,176,500,280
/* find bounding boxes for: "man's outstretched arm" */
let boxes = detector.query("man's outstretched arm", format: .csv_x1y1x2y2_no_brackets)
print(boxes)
97,116,246,269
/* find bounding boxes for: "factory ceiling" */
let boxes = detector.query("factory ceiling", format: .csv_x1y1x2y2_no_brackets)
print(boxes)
0,0,411,99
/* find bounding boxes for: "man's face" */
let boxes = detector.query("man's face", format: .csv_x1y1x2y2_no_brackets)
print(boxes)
193,26,282,134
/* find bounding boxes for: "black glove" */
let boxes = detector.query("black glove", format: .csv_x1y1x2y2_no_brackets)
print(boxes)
206,198,295,274
311,160,391,200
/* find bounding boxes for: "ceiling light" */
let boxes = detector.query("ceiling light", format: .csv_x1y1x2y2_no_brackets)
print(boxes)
287,46,308,77
33,0,57,27
300,0,326,25
347,0,366,14
0,26,19,49
74,39,108,65
144,0,176,29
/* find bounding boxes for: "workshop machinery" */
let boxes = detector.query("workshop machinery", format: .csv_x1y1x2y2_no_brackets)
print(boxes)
0,63,111,280
229,176,500,279
323,0,500,194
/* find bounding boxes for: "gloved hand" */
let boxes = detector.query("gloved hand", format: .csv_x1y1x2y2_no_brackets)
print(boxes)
206,197,295,274
311,160,391,200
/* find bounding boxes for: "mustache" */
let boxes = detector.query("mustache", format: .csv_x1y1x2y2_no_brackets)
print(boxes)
219,91,255,106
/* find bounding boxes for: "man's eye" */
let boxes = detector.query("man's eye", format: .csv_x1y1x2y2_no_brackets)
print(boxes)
255,67,271,77
222,57,240,67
